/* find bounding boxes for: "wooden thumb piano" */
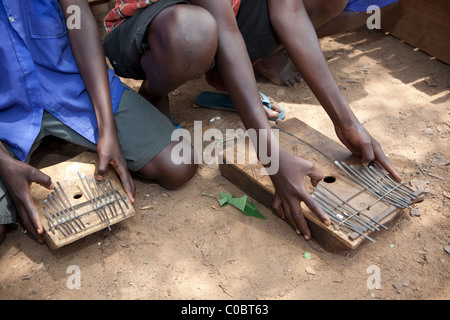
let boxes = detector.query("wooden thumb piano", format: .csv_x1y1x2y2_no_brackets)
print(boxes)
219,118,423,252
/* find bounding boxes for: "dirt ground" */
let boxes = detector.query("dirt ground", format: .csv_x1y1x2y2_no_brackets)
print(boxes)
0,27,449,301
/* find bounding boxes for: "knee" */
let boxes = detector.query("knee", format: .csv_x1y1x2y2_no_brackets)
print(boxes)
137,140,198,190
321,0,348,19
146,5,219,79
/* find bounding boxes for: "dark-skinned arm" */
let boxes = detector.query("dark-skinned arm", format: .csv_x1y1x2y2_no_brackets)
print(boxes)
58,0,135,203
190,0,331,239
267,0,401,181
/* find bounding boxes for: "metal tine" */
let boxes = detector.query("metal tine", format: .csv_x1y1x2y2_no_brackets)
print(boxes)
107,180,127,217
88,177,112,230
363,166,413,203
77,171,106,223
314,188,378,232
50,192,80,233
318,181,388,230
336,161,399,208
370,165,417,199
56,181,86,229
49,193,78,233
103,180,125,216
312,193,368,233
313,190,375,232
44,206,69,237
109,180,130,209
372,162,417,195
44,198,73,235
43,207,57,236
355,165,412,206
312,194,375,243
347,163,411,208
337,161,408,208
368,165,414,200
311,194,351,229
98,179,118,218
53,186,83,231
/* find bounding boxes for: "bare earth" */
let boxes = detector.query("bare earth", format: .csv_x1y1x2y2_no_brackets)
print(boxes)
0,28,449,301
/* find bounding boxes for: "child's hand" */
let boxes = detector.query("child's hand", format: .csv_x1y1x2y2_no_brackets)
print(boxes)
335,121,401,181
0,158,53,242
96,132,135,204
270,148,331,239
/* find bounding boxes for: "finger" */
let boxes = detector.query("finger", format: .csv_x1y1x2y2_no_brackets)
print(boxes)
272,193,285,220
281,201,301,236
307,165,324,188
28,168,53,190
96,153,110,180
288,198,311,240
17,199,44,242
360,142,376,167
303,193,331,227
373,148,402,182
112,163,136,204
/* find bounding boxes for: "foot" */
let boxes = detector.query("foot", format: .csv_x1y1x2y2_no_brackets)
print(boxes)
205,69,284,120
253,49,302,87
264,96,284,121
0,225,6,245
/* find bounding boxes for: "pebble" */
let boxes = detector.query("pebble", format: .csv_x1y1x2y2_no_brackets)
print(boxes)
424,128,434,135
444,245,450,255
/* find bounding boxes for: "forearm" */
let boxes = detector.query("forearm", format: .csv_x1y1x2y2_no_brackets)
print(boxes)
268,0,359,128
59,0,116,135
191,0,276,155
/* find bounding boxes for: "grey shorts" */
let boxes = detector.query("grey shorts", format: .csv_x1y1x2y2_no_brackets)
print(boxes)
0,86,175,225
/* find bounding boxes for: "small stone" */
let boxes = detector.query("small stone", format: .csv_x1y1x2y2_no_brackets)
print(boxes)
424,128,433,135
444,245,450,255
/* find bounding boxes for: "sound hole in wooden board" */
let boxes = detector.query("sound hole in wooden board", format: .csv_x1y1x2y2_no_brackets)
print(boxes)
323,176,336,183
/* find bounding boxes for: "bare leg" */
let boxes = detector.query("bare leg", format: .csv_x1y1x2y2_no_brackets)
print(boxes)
139,4,219,118
135,140,198,190
253,0,348,86
253,48,302,87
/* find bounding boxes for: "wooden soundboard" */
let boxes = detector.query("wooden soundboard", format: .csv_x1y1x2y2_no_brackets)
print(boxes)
219,118,422,251
30,152,135,250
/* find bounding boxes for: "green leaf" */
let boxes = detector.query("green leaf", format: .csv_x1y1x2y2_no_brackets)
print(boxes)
216,192,266,220
243,201,267,220
303,252,311,260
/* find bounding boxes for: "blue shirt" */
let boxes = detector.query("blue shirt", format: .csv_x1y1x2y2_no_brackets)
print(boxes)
0,0,124,162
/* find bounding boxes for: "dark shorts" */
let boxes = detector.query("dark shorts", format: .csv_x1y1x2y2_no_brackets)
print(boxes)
103,0,188,80
0,86,175,225
103,0,278,79
236,0,280,61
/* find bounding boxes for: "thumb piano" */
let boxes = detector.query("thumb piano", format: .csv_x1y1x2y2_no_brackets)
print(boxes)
30,152,136,250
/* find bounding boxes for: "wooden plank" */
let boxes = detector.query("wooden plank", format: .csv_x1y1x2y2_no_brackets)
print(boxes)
219,118,421,252
382,0,450,65
30,151,135,250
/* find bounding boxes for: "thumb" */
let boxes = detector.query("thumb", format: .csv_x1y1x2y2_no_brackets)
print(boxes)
29,169,53,190
307,165,324,188
96,153,110,180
